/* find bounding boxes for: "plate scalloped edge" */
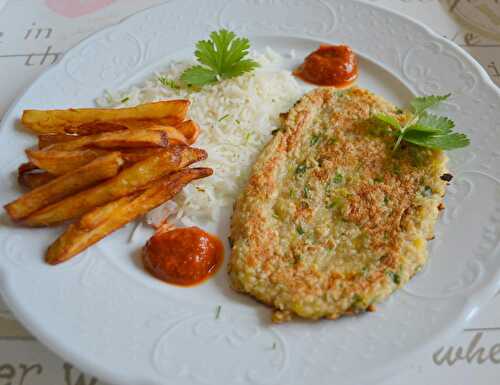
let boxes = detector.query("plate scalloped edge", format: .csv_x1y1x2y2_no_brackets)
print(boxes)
0,1,499,385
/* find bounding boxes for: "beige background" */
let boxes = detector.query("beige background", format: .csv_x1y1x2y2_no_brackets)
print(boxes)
0,0,499,384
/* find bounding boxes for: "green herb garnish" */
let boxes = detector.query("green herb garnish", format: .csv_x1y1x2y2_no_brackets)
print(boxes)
387,271,401,285
310,134,321,146
295,164,307,175
180,29,260,86
297,224,305,235
422,185,433,197
303,185,310,199
120,96,130,103
158,76,180,89
333,172,343,184
215,305,222,319
373,94,469,151
219,114,230,122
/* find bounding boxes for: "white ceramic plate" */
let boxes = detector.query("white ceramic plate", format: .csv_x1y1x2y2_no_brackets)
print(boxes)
1,1,499,385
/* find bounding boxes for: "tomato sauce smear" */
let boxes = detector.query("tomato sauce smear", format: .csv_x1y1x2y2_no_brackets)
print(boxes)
142,226,224,286
293,44,358,87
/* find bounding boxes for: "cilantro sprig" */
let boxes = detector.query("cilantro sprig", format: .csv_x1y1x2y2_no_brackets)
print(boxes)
180,29,260,86
373,94,470,151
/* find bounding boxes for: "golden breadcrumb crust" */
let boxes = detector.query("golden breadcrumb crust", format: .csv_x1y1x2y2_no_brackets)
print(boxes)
229,87,448,321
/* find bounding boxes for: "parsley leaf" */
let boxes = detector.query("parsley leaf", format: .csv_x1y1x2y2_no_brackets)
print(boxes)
180,65,218,86
410,94,450,115
180,29,259,86
373,113,401,130
403,130,470,150
373,94,469,151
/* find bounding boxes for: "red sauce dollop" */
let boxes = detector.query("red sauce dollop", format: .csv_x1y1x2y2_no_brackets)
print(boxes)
293,44,358,87
142,227,224,286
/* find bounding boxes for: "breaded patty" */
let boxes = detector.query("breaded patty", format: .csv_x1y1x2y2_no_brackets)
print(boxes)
229,87,448,322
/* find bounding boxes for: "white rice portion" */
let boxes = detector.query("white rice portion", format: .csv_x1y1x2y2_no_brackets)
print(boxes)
97,49,303,224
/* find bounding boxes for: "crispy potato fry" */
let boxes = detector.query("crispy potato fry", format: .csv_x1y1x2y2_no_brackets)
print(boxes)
45,168,213,264
27,149,109,175
145,124,188,145
38,120,193,146
25,146,207,226
175,120,200,145
118,148,168,164
43,128,168,151
38,134,80,149
5,153,124,221
43,117,186,136
18,162,37,175
22,100,190,134
19,171,56,189
17,163,56,189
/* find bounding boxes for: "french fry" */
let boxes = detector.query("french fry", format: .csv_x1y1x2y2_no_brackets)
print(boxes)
45,168,213,265
119,148,168,164
17,163,56,189
5,152,124,221
38,134,79,149
43,128,168,151
37,118,185,137
145,124,188,145
38,120,193,146
24,146,207,227
27,149,109,175
18,162,37,175
19,171,56,189
22,100,190,134
175,120,200,145
77,120,190,144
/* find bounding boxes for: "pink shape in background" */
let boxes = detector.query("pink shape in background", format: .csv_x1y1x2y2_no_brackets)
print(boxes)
45,0,114,18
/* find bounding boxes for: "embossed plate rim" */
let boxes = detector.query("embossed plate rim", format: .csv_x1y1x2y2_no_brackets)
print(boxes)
0,1,499,385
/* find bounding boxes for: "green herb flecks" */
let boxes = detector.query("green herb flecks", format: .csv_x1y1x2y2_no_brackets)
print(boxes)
219,114,230,122
295,163,307,175
297,224,305,235
422,185,433,197
180,29,260,86
373,94,469,151
387,271,401,285
333,172,343,184
310,134,321,146
303,185,310,199
158,76,180,89
215,305,222,319
120,96,130,103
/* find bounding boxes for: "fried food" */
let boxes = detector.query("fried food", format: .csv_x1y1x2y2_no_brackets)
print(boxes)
143,124,189,145
118,148,170,164
5,152,123,221
18,170,56,189
38,134,80,149
46,168,213,265
229,87,448,322
27,149,109,175
22,100,190,134
175,120,200,145
25,146,207,226
43,128,168,151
